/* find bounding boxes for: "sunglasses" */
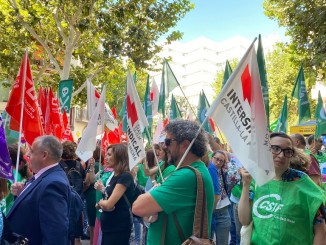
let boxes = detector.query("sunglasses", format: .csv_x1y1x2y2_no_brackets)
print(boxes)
164,138,177,146
212,157,225,163
270,145,294,158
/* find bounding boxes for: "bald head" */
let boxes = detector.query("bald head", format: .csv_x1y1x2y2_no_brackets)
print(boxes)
290,134,306,149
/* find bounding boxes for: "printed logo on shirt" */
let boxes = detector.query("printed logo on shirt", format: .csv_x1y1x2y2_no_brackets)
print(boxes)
253,194,283,218
253,194,295,224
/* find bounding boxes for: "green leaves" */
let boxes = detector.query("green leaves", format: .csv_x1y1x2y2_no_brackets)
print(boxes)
264,0,326,78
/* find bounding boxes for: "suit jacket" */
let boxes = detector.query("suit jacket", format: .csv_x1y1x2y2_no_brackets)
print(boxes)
7,164,70,245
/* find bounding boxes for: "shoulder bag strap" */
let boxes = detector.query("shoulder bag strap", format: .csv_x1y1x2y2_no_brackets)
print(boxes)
182,165,209,239
172,213,186,242
161,213,168,245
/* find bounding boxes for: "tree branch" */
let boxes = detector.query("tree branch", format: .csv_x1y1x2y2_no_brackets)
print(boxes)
34,62,52,84
9,0,62,75
53,7,69,45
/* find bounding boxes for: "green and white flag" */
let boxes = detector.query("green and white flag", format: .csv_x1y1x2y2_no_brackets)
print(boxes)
257,35,270,127
143,75,153,139
315,91,326,139
158,59,180,118
197,90,213,134
291,66,311,124
58,79,73,113
274,95,288,133
221,60,233,88
169,94,182,120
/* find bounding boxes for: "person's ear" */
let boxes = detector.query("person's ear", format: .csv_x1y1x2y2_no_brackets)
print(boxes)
181,140,191,151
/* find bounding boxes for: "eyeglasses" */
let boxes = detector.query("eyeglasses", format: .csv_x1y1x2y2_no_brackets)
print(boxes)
212,157,225,163
270,145,294,158
164,138,177,146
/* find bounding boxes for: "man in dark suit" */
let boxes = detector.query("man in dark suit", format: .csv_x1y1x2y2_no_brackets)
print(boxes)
8,135,70,245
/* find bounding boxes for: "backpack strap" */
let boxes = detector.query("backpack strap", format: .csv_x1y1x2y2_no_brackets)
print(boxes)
59,161,69,173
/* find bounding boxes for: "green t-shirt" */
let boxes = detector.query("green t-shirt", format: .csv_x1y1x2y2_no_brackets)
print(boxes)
305,149,326,165
1,170,23,215
136,163,148,187
147,161,214,245
155,162,176,184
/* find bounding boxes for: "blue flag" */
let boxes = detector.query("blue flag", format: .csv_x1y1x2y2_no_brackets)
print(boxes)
0,114,14,181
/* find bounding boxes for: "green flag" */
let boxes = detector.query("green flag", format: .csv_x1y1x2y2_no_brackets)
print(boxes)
291,65,311,124
143,75,152,140
221,60,232,88
58,79,74,113
315,91,326,139
269,118,278,132
133,71,137,84
158,59,180,118
169,95,182,120
274,95,288,133
257,34,270,128
197,90,213,134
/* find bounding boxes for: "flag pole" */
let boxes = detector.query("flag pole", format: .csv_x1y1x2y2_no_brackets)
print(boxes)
15,49,28,182
98,85,106,171
145,126,164,182
175,37,259,170
165,60,199,121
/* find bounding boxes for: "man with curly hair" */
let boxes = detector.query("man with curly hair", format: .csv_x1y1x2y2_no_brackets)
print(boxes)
133,120,214,245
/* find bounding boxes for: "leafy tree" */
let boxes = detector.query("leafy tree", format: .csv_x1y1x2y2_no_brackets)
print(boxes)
263,0,326,80
0,0,193,106
266,43,316,127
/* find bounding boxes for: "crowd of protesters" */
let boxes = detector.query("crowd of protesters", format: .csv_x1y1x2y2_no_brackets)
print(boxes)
0,119,325,245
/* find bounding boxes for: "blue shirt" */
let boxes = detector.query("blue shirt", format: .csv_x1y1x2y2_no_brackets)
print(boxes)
208,162,221,195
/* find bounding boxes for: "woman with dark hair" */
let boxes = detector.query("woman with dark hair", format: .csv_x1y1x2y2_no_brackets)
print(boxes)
83,146,102,245
210,150,231,245
96,143,134,245
144,145,175,185
3,145,31,216
239,132,326,245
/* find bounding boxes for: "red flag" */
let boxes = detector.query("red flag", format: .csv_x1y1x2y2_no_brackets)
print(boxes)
49,88,61,125
108,128,120,144
118,121,127,142
163,118,169,127
101,130,110,156
38,86,47,130
9,117,20,132
61,110,74,142
209,118,216,132
111,107,117,119
5,51,43,145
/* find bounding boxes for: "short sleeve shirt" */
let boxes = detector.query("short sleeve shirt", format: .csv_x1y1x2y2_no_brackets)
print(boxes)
100,172,133,232
147,161,214,245
208,162,221,195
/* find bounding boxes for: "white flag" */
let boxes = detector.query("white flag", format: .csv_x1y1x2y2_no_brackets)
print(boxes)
150,78,159,115
76,85,106,162
206,40,275,186
87,80,118,131
126,71,148,170
153,119,164,144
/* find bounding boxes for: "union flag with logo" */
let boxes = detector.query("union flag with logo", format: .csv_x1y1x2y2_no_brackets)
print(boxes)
206,40,275,186
126,71,148,170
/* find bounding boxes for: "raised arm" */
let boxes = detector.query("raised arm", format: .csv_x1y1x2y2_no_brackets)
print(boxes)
238,168,253,226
